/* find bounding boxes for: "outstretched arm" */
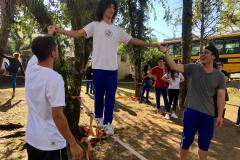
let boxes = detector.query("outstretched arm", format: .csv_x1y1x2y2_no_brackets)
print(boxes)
129,38,160,48
158,45,185,73
48,25,86,38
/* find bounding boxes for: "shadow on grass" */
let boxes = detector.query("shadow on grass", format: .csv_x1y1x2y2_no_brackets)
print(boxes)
115,101,137,116
0,123,23,131
116,88,135,97
0,98,22,112
85,92,137,117
0,131,25,139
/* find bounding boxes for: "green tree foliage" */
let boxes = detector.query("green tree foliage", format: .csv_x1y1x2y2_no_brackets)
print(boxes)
219,0,240,32
193,0,223,52
10,5,38,51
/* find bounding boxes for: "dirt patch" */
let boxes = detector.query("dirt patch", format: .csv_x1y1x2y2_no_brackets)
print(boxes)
0,84,240,160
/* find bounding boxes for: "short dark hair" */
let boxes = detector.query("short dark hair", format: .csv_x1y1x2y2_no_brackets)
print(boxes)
205,45,219,60
31,36,57,62
96,0,118,22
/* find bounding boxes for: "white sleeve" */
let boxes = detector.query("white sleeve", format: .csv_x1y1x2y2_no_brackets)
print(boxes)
83,22,96,38
25,55,38,74
118,28,132,44
27,55,38,68
46,75,66,108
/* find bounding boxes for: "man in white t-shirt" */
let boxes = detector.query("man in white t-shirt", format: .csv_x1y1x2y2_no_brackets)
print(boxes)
48,0,160,135
25,36,83,160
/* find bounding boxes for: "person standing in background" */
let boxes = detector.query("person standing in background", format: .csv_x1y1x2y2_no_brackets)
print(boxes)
162,68,184,119
148,58,169,113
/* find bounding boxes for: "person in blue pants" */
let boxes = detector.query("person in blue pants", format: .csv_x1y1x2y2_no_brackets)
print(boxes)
149,58,169,113
1,53,25,97
159,44,226,160
140,65,152,104
48,0,160,135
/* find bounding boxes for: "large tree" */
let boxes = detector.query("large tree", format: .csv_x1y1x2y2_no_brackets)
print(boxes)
219,0,240,32
60,0,97,136
0,0,18,67
179,0,193,108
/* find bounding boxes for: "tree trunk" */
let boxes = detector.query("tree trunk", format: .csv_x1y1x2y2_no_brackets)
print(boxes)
0,0,17,67
134,48,142,97
127,0,146,97
63,0,94,137
179,0,193,108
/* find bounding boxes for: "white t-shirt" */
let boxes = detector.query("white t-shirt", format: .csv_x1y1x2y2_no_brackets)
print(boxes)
25,55,66,150
83,21,132,70
164,72,184,89
25,55,38,74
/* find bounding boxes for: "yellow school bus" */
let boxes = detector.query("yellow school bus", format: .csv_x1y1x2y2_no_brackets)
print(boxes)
161,32,240,73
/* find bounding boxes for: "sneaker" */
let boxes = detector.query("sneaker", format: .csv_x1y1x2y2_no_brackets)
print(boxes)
103,123,114,135
171,112,178,119
95,118,103,128
235,124,240,127
165,113,170,120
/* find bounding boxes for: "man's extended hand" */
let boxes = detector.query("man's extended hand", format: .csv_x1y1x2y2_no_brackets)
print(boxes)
157,44,168,53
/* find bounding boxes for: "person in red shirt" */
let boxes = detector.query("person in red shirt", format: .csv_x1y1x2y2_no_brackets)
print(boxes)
149,58,169,113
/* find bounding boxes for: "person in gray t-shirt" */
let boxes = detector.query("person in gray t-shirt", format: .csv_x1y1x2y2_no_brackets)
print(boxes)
158,44,226,160
184,63,225,116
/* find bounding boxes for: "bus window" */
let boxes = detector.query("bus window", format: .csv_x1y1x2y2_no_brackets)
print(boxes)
225,40,240,54
214,43,225,54
192,43,200,56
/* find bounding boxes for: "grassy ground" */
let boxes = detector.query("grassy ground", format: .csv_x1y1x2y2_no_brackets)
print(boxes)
0,80,240,160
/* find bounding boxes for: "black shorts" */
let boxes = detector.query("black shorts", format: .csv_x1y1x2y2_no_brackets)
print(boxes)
26,143,68,160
